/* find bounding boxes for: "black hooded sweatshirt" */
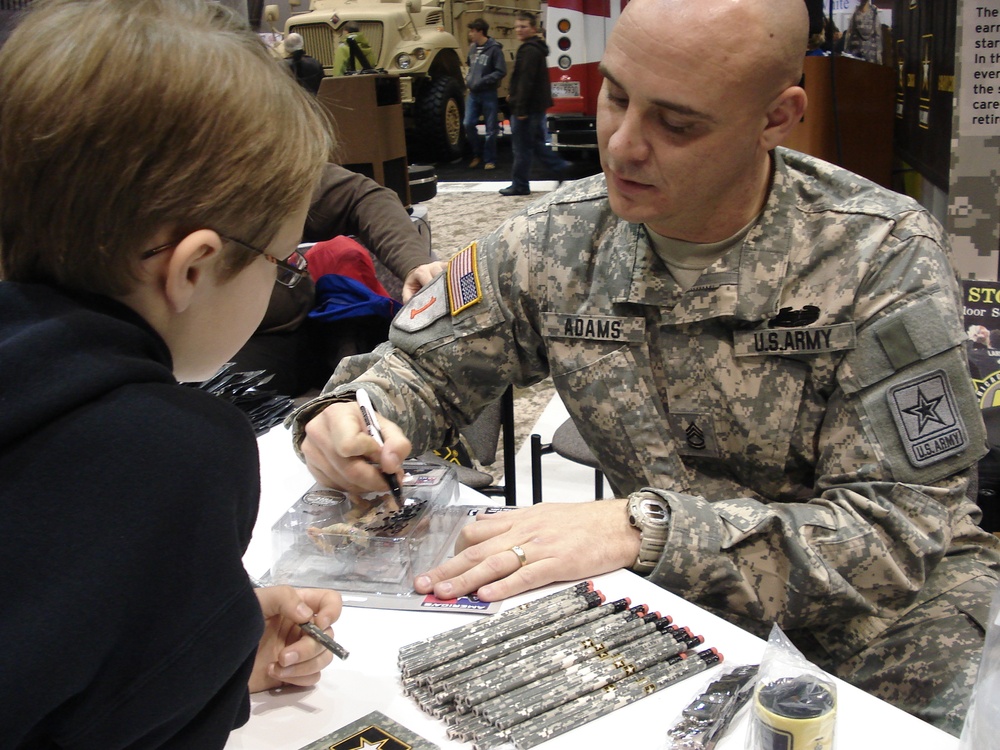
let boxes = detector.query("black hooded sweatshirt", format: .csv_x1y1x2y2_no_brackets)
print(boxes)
508,34,553,116
0,282,263,749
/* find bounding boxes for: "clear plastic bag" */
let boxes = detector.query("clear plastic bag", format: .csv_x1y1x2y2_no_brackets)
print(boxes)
959,578,1000,750
748,625,837,750
663,663,759,749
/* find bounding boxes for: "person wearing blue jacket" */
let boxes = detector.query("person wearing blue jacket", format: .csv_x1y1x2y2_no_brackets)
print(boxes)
464,18,507,169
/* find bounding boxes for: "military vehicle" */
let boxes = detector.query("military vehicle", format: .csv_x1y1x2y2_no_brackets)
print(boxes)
268,0,541,162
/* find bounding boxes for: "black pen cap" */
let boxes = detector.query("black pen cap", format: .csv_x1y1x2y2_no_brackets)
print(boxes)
683,633,706,649
697,647,722,666
582,590,605,607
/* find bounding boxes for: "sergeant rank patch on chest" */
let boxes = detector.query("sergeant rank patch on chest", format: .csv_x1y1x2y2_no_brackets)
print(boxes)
887,369,969,467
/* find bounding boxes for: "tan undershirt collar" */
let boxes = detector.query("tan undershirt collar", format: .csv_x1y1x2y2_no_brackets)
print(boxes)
645,217,757,291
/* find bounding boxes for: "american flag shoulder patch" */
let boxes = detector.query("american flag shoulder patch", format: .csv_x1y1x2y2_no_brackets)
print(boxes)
448,242,482,315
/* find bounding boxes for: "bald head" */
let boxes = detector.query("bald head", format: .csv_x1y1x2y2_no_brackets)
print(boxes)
616,0,808,104
596,0,811,241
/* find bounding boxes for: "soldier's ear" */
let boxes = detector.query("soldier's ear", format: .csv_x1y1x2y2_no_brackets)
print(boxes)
761,85,807,151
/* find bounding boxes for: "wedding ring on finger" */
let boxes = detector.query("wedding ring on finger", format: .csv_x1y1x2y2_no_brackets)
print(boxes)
510,545,528,567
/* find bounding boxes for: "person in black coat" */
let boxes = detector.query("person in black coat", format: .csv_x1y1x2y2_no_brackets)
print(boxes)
285,32,325,94
0,1,344,746
500,11,570,196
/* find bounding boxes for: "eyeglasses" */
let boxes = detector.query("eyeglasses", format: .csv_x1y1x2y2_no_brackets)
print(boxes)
140,233,309,288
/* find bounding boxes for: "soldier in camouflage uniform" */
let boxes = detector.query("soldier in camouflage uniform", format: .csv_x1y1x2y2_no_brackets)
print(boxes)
292,0,1000,734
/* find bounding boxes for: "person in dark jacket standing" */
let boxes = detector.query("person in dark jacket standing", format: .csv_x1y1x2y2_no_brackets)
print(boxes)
500,11,569,196
464,18,507,169
285,32,325,94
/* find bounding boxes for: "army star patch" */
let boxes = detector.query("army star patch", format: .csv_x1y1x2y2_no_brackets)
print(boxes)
448,242,482,315
887,370,968,467
296,710,437,749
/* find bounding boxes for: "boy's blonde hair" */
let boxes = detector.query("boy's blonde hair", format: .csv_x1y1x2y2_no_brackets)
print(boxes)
0,0,334,295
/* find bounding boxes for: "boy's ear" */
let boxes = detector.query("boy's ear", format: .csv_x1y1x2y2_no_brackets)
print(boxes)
761,84,808,151
162,229,224,314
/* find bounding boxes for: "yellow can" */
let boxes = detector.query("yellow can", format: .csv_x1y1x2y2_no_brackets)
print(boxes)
753,676,837,750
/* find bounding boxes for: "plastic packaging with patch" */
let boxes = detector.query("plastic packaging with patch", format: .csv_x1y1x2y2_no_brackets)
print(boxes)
269,461,462,595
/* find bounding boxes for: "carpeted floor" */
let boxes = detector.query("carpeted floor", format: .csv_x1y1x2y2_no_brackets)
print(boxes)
422,184,537,260
418,182,562,481
417,126,602,185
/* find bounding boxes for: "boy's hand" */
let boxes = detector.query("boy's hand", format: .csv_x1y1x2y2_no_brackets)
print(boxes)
301,401,411,495
249,586,343,693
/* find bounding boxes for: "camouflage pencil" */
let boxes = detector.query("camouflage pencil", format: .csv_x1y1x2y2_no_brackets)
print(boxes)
413,686,452,714
480,625,702,727
484,653,685,730
486,639,704,729
473,616,680,709
505,649,723,749
430,604,647,704
404,586,603,666
414,597,632,686
438,609,654,705
455,613,665,709
401,588,605,676
479,626,698,712
397,581,593,663
409,679,463,718
428,698,458,721
417,597,632,694
446,711,497,742
471,729,511,750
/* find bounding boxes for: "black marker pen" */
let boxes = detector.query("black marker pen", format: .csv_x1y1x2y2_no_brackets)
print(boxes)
355,388,403,503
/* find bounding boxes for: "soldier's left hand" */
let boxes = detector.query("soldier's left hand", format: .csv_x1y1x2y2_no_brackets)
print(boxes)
413,500,640,601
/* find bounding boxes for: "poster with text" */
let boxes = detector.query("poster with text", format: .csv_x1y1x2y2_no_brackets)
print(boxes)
962,279,1000,407
957,0,1000,135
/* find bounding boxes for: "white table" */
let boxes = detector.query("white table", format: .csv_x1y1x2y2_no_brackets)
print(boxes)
227,427,958,750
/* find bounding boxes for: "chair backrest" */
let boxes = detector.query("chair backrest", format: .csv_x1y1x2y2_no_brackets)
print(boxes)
461,398,502,465
461,387,516,505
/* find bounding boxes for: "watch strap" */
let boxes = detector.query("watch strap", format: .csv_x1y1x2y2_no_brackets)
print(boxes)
627,491,671,575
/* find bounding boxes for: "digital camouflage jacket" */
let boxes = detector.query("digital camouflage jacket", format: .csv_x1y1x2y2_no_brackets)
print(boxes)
296,148,1000,661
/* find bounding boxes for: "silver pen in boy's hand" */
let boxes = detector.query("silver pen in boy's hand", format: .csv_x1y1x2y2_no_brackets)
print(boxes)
248,577,349,660
355,388,403,503
299,621,350,660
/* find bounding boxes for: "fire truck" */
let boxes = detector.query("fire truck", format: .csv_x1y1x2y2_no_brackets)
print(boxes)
545,0,628,156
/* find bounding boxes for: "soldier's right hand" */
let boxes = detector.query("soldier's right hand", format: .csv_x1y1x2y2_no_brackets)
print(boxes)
300,400,411,495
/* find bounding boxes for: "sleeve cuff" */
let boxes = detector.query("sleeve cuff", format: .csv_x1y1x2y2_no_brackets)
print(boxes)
639,487,726,589
285,392,354,460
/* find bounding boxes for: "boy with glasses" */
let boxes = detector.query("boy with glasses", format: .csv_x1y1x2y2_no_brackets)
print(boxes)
0,0,345,746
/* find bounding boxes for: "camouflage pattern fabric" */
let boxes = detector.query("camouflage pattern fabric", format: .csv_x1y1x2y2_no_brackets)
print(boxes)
796,574,995,736
291,147,1000,732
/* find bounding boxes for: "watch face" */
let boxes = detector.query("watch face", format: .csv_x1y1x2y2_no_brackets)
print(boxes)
637,497,669,526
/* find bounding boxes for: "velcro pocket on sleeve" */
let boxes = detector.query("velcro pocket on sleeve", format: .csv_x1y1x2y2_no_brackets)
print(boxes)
838,293,964,395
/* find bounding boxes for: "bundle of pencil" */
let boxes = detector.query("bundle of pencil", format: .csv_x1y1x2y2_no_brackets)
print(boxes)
398,582,723,749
